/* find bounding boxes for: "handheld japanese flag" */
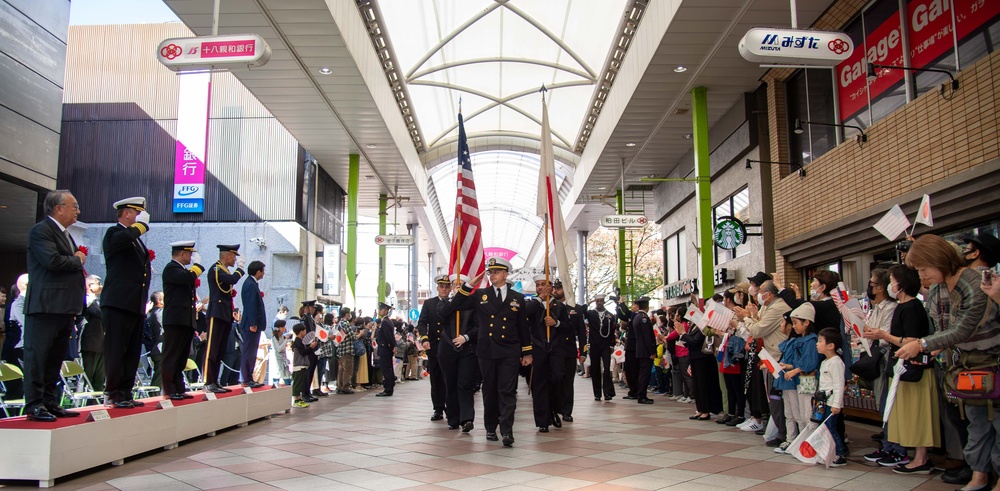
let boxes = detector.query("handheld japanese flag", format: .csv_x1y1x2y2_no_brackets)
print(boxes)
791,419,837,468
684,304,700,322
757,347,783,376
706,303,736,331
334,331,344,345
910,194,933,235
873,204,911,241
317,328,329,342
832,284,871,356
689,310,705,328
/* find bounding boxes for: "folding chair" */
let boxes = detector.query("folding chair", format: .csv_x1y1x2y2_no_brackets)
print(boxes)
133,354,161,398
0,362,25,417
59,360,104,407
184,358,205,391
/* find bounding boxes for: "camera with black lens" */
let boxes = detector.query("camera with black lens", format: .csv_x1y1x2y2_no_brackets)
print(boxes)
896,240,913,252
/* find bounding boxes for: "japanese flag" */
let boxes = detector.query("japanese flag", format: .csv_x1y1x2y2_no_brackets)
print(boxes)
317,328,329,342
757,347,783,376
335,331,344,344
706,304,736,331
791,420,837,468
684,304,700,322
915,194,934,227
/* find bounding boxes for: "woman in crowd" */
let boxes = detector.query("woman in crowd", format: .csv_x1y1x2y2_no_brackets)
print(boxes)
666,309,693,403
717,287,748,424
896,235,999,491
679,303,723,420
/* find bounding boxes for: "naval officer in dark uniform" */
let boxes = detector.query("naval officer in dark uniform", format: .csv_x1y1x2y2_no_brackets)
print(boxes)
101,196,152,408
552,279,586,422
160,241,205,400
204,244,245,392
632,296,655,404
448,257,532,447
526,275,569,433
374,302,397,397
585,294,617,401
417,275,450,421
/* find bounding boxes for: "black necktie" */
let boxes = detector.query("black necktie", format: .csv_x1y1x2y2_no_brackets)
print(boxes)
496,287,502,302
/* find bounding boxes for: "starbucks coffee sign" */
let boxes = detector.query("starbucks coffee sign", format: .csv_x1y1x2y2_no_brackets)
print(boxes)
713,216,747,250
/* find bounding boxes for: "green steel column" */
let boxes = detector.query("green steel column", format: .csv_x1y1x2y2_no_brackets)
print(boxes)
617,189,627,302
378,194,388,304
346,154,359,304
692,87,714,299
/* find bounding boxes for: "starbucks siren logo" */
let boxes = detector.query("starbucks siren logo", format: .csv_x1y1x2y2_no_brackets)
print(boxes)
713,217,746,250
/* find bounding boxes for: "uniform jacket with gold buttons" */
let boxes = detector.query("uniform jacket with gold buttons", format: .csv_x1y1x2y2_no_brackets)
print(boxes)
428,295,478,356
100,222,151,314
525,297,570,354
450,284,531,360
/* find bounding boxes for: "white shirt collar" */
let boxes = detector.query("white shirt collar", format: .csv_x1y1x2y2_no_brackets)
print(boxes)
48,216,68,233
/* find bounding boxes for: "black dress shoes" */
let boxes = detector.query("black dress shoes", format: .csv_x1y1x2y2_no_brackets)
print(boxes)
312,389,329,397
26,407,57,422
501,434,514,447
941,464,973,484
605,395,613,401
46,406,80,418
448,424,459,430
551,412,562,428
563,415,573,422
249,382,265,389
431,410,444,421
462,421,474,433
303,395,319,402
205,384,227,393
595,397,602,401
111,400,135,409
168,394,187,401
375,391,393,397
538,426,549,433
486,432,499,441
623,395,636,400
128,400,145,407
638,398,654,404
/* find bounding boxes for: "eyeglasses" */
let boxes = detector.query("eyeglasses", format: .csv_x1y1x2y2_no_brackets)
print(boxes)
58,202,80,210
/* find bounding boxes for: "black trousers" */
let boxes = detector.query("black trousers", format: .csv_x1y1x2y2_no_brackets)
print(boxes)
378,348,396,393
560,354,577,416
102,307,144,403
690,355,723,414
636,356,652,400
23,313,74,412
624,349,638,397
426,351,446,412
438,345,476,426
161,324,193,396
203,316,231,385
530,348,565,428
480,356,520,435
590,345,615,399
240,329,262,384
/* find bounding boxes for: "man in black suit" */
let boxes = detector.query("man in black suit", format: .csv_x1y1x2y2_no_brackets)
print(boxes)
447,257,532,447
526,275,569,433
80,275,106,392
160,241,205,400
416,275,449,421
585,294,617,401
552,279,586,422
204,244,245,393
101,196,152,408
374,302,397,397
144,291,164,388
239,261,266,388
23,190,86,422
632,297,655,404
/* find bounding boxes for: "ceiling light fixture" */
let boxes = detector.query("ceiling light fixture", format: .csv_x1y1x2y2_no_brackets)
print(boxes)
366,143,377,149
318,67,333,75
625,142,636,147
364,175,375,180
674,66,687,73
683,134,692,139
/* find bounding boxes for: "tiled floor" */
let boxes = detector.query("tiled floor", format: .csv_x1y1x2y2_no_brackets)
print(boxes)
9,376,961,490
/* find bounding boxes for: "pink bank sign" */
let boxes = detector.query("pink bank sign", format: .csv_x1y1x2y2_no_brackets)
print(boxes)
484,247,518,262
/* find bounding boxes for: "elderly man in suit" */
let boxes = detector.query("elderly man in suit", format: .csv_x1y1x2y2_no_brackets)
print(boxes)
101,196,152,408
239,261,266,388
160,241,205,400
23,190,87,422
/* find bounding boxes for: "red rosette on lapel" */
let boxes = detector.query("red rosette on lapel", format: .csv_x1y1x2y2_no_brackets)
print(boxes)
194,278,201,288
231,289,238,298
260,292,265,298
148,249,156,261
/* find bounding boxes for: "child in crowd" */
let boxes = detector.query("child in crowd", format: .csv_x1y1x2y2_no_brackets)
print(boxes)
817,327,848,467
291,323,318,408
774,303,820,454
270,319,291,387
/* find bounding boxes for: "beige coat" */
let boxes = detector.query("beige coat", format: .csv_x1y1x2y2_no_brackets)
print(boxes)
745,298,791,358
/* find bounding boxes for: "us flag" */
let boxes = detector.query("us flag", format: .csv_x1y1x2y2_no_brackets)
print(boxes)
448,113,486,282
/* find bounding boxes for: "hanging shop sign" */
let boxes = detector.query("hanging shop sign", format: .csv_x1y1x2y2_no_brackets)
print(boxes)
374,235,414,246
601,214,648,228
739,28,854,65
713,216,747,251
157,34,271,71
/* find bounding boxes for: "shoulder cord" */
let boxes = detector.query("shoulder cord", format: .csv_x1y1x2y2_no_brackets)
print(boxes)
214,261,232,294
600,311,612,338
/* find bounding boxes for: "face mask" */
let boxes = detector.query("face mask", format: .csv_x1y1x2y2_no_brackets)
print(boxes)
965,253,978,267
810,289,820,300
887,283,899,300
757,293,764,305
866,285,876,300
276,313,287,320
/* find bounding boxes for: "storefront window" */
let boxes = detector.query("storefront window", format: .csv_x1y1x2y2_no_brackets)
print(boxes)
787,69,837,166
910,0,1000,97
664,229,686,284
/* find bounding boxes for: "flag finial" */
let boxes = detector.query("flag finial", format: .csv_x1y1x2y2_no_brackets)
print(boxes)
458,96,462,114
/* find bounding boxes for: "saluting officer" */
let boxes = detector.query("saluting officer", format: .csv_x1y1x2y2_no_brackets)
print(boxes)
447,257,532,447
434,274,479,432
585,294,617,401
632,296,655,404
553,279,586,422
204,244,245,393
416,275,449,422
160,241,205,400
374,302,397,397
101,197,152,408
526,275,570,433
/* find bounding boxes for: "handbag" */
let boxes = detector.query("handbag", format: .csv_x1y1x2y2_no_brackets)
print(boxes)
797,374,818,394
850,346,885,380
943,350,1000,404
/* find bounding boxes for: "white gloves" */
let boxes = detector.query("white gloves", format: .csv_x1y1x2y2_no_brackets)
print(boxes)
237,257,246,270
191,252,201,266
136,210,150,226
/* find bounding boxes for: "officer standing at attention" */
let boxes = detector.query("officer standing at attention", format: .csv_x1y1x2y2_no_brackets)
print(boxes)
526,275,569,433
101,197,152,408
632,296,655,405
448,257,532,447
585,294,617,401
204,244,245,393
375,302,397,397
160,241,204,400
416,275,449,421
553,279,586,422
